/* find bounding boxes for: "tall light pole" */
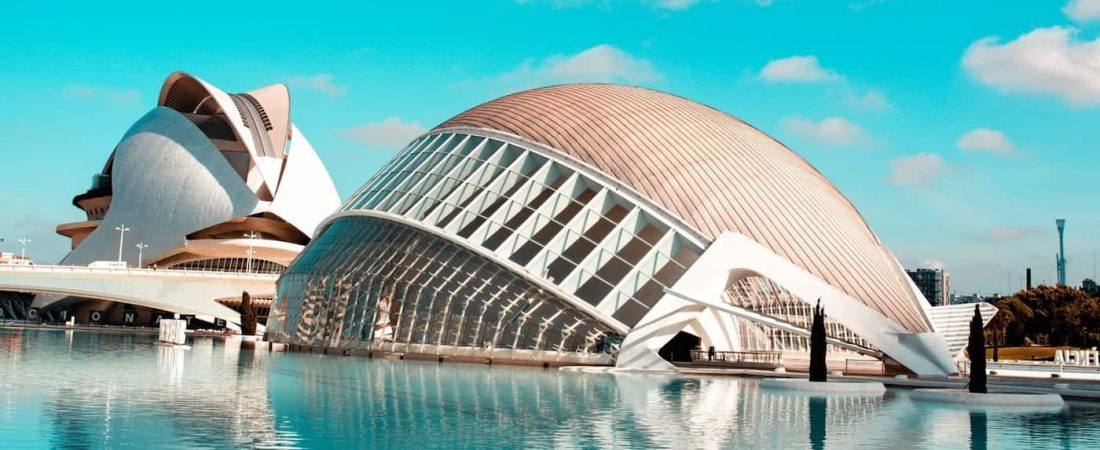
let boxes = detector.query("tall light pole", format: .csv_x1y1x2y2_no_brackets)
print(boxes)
135,242,148,268
115,224,130,264
17,238,30,259
244,231,259,274
1056,219,1066,286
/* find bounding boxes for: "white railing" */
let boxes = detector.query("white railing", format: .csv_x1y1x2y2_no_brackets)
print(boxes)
0,264,279,281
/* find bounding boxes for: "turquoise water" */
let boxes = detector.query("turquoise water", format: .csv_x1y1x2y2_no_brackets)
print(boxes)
2,328,1100,449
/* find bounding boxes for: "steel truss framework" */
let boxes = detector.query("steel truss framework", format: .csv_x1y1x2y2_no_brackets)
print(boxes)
267,217,619,363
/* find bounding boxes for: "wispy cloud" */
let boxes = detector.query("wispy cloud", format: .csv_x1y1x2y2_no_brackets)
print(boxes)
519,44,658,83
759,56,842,83
513,0,746,11
956,128,1016,155
781,115,871,147
465,44,660,94
887,153,953,188
62,84,141,105
843,88,891,110
288,74,348,96
342,117,426,150
962,26,1100,106
986,226,1044,242
1064,0,1100,22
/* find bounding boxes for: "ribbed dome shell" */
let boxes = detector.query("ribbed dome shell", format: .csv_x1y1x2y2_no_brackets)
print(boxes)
435,84,930,333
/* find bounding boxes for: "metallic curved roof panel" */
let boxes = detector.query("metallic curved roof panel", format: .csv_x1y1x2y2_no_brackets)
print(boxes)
435,84,930,332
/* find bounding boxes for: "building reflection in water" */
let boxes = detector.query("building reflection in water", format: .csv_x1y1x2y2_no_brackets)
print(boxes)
1,328,1095,449
0,330,288,448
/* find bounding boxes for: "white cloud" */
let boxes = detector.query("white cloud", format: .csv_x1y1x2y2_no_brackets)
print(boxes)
1064,0,1100,22
956,128,1015,155
919,259,947,270
781,115,870,147
759,56,842,83
342,117,426,150
888,153,950,188
844,89,891,110
288,74,348,96
493,44,660,89
653,0,700,9
62,84,141,105
962,26,1100,105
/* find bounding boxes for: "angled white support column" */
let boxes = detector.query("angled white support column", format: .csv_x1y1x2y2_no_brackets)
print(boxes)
615,232,957,376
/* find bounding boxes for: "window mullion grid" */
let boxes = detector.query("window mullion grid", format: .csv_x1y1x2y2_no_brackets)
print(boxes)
560,205,641,296
596,229,676,316
499,171,581,260
404,137,490,219
525,187,609,283
443,149,531,236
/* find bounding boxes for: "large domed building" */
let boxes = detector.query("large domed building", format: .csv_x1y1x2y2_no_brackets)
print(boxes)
267,84,960,376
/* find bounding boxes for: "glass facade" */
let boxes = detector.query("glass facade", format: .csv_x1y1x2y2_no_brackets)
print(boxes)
723,276,879,355
267,217,620,363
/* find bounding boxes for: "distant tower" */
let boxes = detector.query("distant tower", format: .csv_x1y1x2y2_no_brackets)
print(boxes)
1026,268,1032,290
1057,219,1067,286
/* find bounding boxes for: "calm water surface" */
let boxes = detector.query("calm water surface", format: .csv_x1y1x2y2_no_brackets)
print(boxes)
1,327,1099,449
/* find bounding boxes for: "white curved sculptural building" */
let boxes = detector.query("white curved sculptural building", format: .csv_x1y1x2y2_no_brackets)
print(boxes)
45,72,340,325
267,84,959,376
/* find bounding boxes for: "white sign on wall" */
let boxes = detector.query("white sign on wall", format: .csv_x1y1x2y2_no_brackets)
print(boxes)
1055,348,1100,366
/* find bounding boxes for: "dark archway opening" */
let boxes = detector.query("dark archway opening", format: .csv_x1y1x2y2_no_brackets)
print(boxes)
659,331,701,362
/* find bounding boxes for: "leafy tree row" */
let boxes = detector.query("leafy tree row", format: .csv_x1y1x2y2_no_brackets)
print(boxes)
988,285,1100,348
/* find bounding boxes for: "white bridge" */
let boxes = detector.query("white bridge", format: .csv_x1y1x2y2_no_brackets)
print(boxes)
0,264,278,325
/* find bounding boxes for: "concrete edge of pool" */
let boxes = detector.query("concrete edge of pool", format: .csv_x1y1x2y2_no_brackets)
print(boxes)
758,378,887,395
910,388,1066,407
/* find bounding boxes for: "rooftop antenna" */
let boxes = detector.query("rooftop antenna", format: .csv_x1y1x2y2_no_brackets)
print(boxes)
1056,219,1066,286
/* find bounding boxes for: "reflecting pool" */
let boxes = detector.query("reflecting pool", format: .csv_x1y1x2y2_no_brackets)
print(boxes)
2,327,1100,449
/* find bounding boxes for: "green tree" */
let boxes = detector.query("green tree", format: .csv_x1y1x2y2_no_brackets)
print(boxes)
992,297,1032,347
995,285,1094,348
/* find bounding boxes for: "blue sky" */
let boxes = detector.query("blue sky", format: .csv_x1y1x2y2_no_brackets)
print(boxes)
1,0,1098,294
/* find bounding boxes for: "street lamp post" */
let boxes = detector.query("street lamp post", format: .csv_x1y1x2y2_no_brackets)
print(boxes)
115,224,130,264
17,238,30,259
244,231,260,274
135,242,149,268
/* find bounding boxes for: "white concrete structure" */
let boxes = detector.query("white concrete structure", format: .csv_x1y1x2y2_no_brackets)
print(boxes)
267,84,963,375
0,264,276,326
28,72,340,325
159,319,188,345
927,303,998,359
910,389,1064,408
758,378,886,395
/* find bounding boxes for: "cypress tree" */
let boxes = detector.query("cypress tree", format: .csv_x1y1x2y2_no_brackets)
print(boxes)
968,304,987,393
809,299,827,382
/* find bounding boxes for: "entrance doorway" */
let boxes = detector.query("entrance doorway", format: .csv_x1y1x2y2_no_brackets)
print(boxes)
659,331,701,362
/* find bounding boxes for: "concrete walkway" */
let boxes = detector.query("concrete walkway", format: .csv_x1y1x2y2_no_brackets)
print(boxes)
675,366,1100,402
